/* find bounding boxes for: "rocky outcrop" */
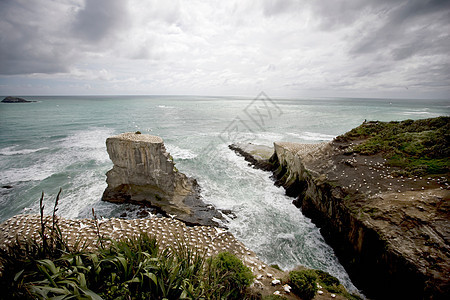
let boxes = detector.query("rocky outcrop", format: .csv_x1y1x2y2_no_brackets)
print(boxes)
1,96,35,103
228,143,275,171
102,132,221,226
231,141,450,300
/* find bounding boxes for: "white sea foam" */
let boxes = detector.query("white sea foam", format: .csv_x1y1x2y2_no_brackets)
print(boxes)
402,111,431,115
286,131,336,141
276,233,296,241
0,165,55,183
55,170,108,219
198,144,358,292
165,144,197,160
60,128,113,163
0,146,48,156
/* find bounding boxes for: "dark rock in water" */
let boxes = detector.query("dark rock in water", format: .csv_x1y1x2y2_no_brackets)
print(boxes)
220,209,237,219
2,96,35,103
137,209,149,218
2,185,13,189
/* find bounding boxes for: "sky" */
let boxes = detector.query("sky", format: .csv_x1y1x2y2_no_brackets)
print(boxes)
0,0,449,99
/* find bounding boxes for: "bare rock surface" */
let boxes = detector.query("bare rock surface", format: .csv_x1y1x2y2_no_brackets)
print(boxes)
102,132,221,226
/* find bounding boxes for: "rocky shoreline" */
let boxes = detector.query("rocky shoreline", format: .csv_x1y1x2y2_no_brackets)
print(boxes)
230,120,449,299
0,132,361,299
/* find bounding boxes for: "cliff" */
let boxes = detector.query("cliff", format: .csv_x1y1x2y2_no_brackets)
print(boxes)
102,132,221,226
230,117,450,299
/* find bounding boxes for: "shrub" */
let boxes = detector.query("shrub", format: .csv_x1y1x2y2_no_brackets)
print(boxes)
208,252,254,299
315,269,340,287
288,270,318,300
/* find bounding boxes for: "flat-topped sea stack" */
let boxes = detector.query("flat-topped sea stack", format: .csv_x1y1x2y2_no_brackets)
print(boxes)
102,132,221,226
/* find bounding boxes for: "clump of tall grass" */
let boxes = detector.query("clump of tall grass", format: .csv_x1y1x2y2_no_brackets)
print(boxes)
0,191,255,299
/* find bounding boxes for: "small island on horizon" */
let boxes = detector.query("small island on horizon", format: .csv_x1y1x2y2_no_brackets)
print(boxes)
1,96,35,103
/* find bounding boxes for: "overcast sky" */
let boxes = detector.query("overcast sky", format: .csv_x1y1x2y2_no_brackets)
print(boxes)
0,0,449,99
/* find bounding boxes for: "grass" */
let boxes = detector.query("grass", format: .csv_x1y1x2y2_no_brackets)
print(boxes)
287,269,363,300
336,117,450,176
288,269,317,300
0,192,255,300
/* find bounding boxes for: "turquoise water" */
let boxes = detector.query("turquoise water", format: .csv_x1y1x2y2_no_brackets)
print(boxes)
1,95,448,292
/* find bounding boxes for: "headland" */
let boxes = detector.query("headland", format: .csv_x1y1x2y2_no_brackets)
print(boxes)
231,116,449,299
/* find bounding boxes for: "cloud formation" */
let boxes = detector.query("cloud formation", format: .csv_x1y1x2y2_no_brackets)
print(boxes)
0,0,449,98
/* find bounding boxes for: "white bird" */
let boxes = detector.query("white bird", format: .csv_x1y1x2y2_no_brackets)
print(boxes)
214,227,227,235
283,284,291,293
253,280,263,289
271,279,281,285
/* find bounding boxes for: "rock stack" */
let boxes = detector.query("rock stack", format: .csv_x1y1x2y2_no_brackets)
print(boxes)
102,132,221,226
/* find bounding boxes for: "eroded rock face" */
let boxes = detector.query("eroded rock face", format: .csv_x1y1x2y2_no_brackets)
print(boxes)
232,141,450,299
102,132,221,226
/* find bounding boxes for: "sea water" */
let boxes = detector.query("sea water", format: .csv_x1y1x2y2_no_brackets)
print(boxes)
1,95,448,292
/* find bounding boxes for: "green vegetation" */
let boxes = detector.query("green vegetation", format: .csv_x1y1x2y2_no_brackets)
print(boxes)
288,269,362,300
0,193,254,299
288,269,317,300
338,117,449,176
314,270,362,300
269,264,283,271
208,252,254,299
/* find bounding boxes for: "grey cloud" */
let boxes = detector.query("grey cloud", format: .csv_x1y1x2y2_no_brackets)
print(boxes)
309,0,394,30
391,0,450,25
0,0,130,75
0,1,76,75
350,0,450,60
353,62,392,78
262,0,295,16
408,62,450,88
71,0,129,42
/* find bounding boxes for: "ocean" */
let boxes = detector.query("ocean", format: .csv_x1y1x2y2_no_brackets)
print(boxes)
1,95,448,292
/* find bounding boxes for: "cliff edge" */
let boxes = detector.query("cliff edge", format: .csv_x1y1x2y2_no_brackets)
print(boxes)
102,132,221,226
231,117,450,299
